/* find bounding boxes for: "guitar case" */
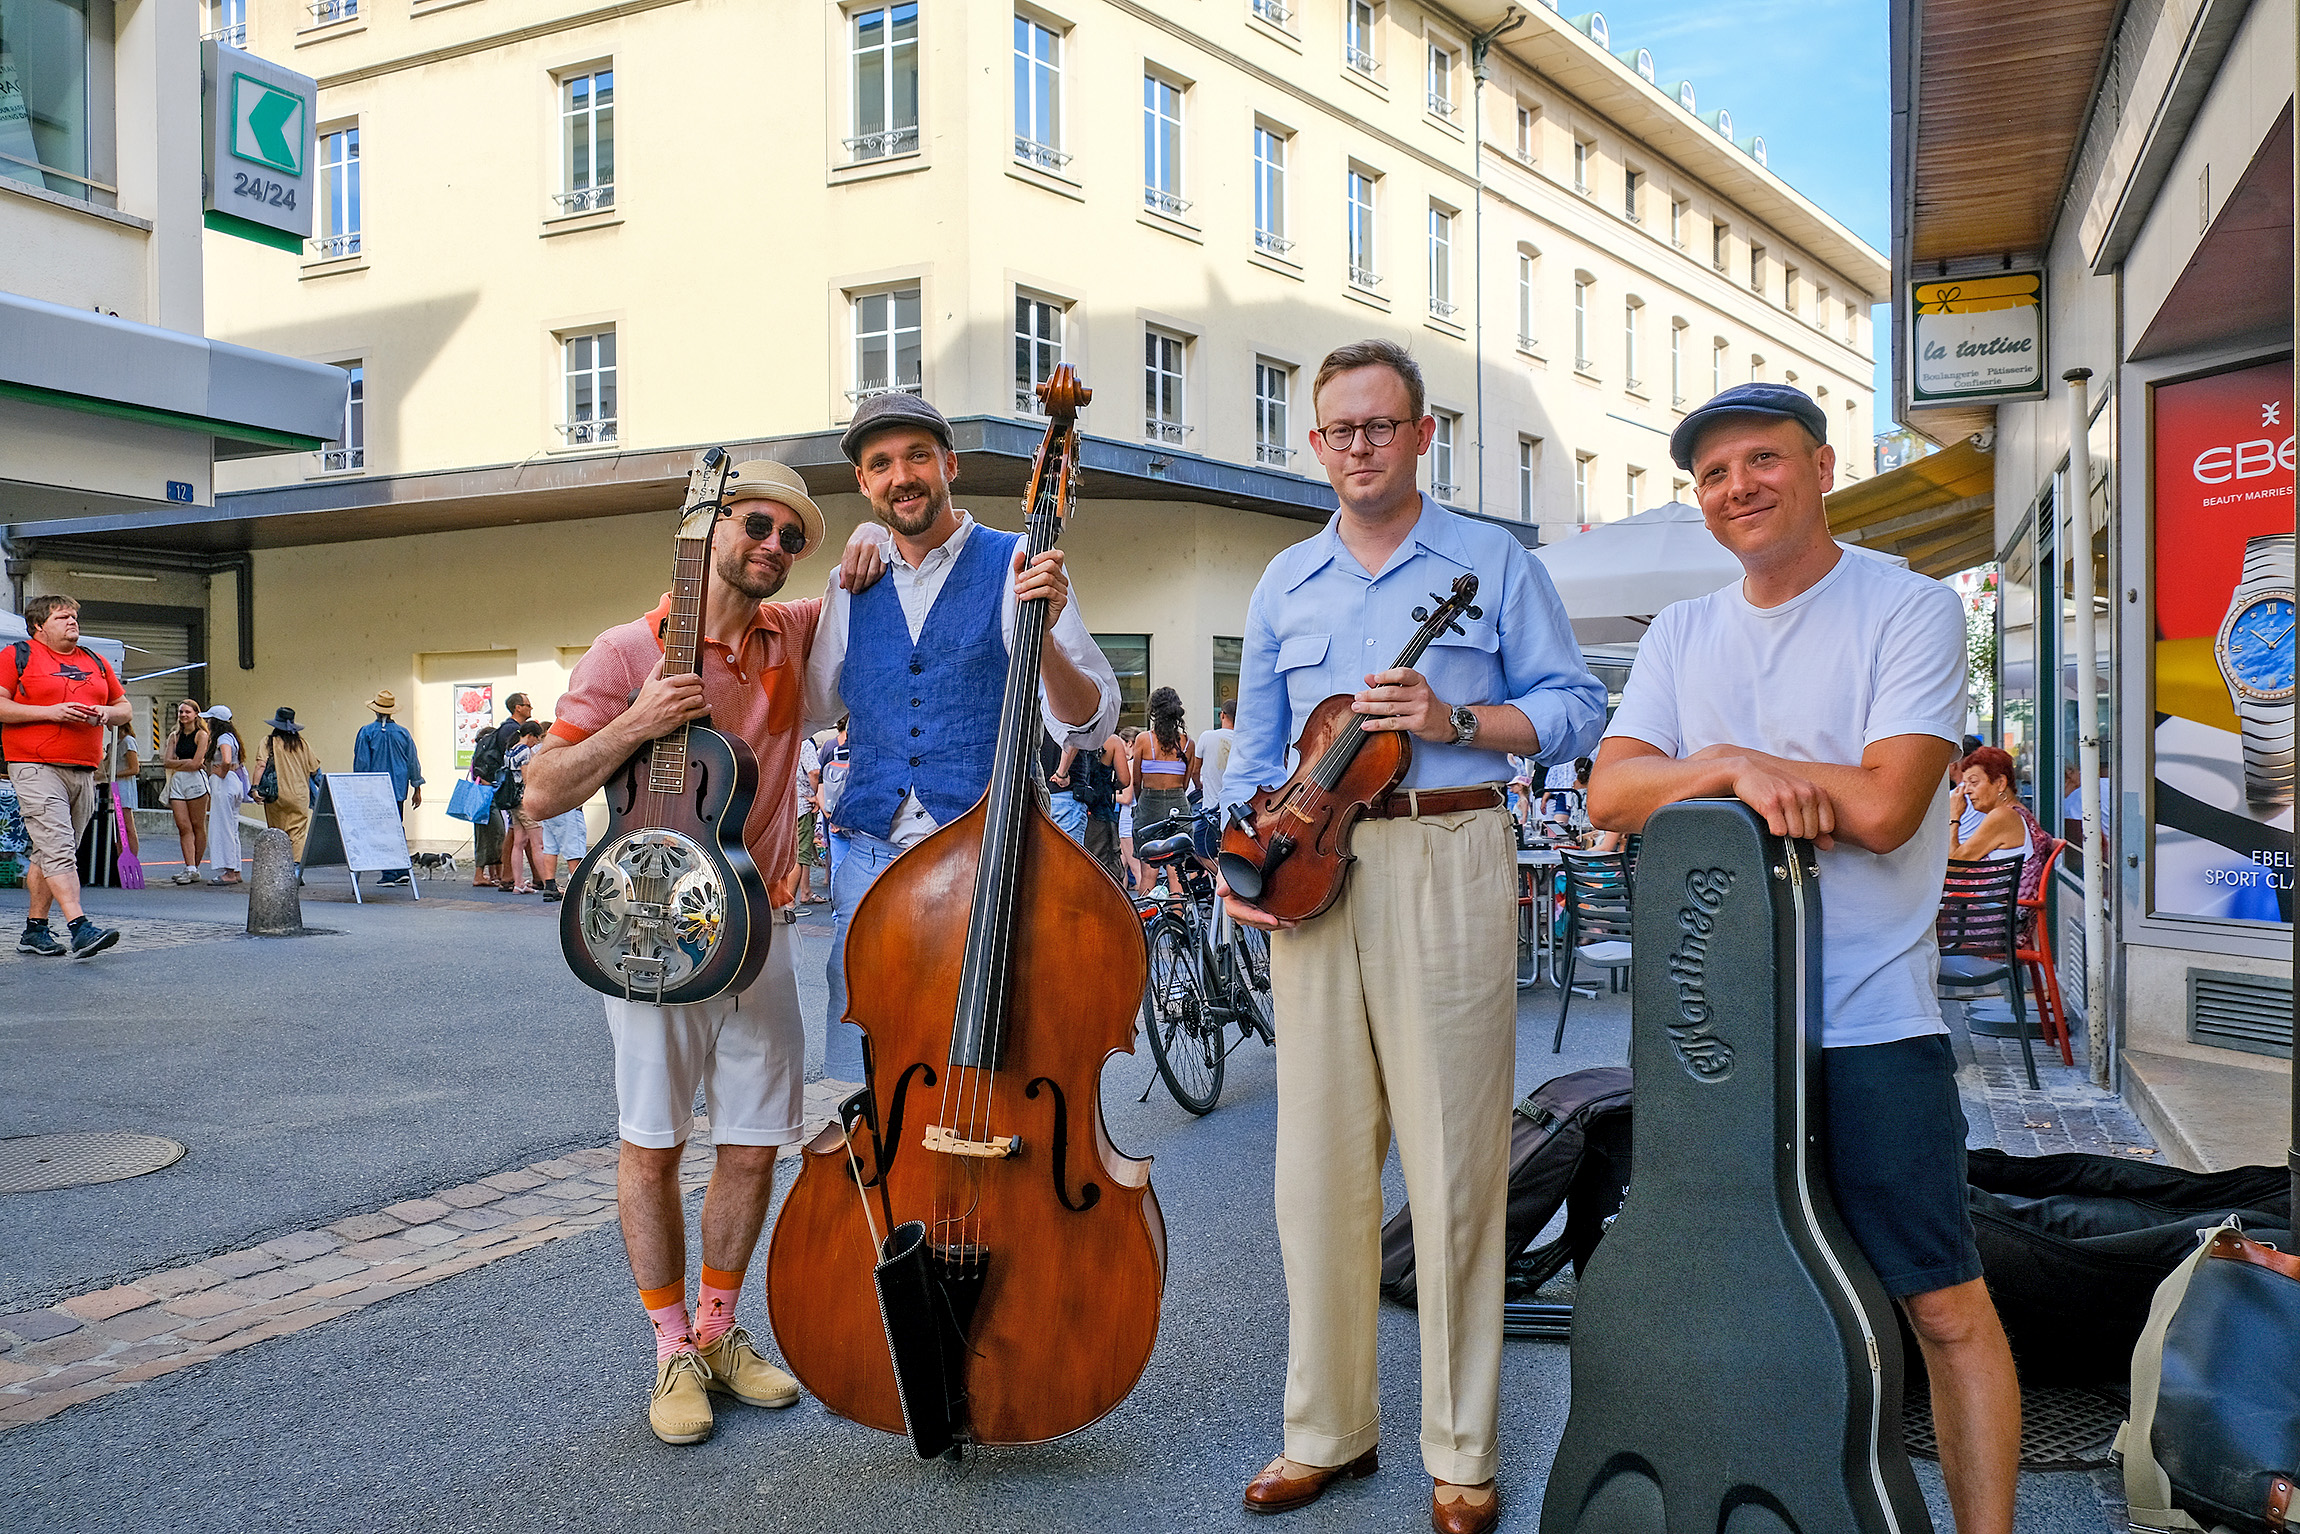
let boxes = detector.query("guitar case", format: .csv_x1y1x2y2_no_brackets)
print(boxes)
1538,800,1934,1534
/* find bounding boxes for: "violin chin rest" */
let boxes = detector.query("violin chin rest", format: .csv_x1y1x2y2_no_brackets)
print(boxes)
1217,850,1265,902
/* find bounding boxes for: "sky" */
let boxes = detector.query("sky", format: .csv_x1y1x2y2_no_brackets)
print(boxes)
1574,0,1897,435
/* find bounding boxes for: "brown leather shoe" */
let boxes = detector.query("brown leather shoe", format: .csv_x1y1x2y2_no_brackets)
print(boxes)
1241,1448,1379,1515
1431,1479,1500,1534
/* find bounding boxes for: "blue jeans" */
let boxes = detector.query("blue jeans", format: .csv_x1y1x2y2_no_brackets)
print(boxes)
1049,791,1089,844
824,826,905,1082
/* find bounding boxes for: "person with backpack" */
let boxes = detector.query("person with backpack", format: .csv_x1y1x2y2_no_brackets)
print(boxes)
1050,730,1129,885
0,595,127,957
465,701,517,888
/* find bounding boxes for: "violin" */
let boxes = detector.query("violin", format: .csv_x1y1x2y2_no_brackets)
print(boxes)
765,366,1164,1458
1218,573,1483,922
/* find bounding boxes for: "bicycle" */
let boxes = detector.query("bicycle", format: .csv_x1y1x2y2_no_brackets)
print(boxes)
1132,812,1274,1115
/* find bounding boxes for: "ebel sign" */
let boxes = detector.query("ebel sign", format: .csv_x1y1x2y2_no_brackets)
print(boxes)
1908,271,2048,406
201,40,317,253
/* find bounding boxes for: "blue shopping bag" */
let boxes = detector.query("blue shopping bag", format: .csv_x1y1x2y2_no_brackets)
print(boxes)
447,776,497,824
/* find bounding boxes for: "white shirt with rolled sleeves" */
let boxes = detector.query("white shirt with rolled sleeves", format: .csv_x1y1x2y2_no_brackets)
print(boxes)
1601,550,1969,1049
802,511,1122,847
1220,497,1607,817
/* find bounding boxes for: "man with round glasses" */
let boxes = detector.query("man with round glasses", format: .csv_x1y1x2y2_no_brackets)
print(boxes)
1221,340,1604,1533
525,458,844,1448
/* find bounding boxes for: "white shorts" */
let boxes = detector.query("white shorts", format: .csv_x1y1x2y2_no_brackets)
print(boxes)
602,930,804,1149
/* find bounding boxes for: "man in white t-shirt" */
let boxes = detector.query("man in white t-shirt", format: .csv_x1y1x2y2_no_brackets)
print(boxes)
1590,383,2019,1534
1192,699,1237,859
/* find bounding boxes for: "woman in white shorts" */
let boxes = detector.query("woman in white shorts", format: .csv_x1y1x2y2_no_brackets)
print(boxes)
162,700,211,884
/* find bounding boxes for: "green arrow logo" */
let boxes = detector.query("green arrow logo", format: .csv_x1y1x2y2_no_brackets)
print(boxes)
229,74,305,176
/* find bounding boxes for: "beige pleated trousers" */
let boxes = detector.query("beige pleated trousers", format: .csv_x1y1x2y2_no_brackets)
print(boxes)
1269,804,1517,1486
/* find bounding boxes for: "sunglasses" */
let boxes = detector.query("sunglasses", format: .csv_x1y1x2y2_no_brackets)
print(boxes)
735,511,807,554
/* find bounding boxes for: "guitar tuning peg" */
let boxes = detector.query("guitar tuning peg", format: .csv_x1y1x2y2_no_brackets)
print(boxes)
1412,606,1430,622
1466,605,1484,620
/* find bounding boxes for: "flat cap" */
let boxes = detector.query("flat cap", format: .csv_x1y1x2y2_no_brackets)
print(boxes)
1668,382,1829,471
840,392,954,464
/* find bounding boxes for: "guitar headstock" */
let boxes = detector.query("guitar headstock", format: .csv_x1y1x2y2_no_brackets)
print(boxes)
678,447,733,541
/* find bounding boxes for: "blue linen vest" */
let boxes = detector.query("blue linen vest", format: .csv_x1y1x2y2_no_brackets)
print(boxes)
837,525,1018,837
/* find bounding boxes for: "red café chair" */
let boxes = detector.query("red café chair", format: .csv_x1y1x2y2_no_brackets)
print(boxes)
2016,838,2074,1067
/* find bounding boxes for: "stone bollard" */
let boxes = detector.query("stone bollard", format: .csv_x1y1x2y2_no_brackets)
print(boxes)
246,828,303,936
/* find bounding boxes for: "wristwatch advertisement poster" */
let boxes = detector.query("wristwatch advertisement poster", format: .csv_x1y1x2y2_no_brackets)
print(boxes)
2149,359,2295,925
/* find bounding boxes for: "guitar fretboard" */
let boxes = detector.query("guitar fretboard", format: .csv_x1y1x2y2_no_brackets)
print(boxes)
648,534,708,795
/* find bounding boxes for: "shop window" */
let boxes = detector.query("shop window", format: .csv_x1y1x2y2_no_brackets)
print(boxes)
1094,634,1150,729
1212,636,1242,716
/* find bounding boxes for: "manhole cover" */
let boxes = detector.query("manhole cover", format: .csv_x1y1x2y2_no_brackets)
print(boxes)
1905,1382,2126,1472
0,1133,186,1194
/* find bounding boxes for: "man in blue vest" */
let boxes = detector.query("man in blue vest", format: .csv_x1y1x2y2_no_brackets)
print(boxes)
804,392,1121,1089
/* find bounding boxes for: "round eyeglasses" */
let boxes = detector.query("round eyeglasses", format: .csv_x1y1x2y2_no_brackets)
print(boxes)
738,512,808,554
1317,418,1405,451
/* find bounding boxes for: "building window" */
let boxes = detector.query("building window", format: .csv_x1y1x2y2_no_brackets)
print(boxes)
1669,197,1686,247
1427,205,1454,318
1014,294,1064,413
1346,168,1379,289
1143,74,1187,215
1514,103,1537,162
12,4,117,208
1622,167,1641,222
1572,137,1590,193
1518,436,1540,521
1749,353,1764,383
1814,283,1831,330
1672,476,1689,502
1253,124,1290,254
1430,411,1459,502
1572,275,1591,371
1145,329,1187,442
1749,243,1766,295
1212,636,1243,716
1711,222,1729,271
1573,451,1592,521
848,3,920,161
1712,337,1727,396
1425,41,1455,119
314,125,360,259
560,330,617,445
206,0,247,48
852,287,922,398
1093,634,1151,729
1254,360,1293,465
1251,0,1290,27
1344,0,1378,76
1515,248,1537,349
1669,318,1686,405
1625,465,1642,517
1623,300,1641,391
1013,15,1066,170
1783,264,1799,314
557,68,614,214
321,362,364,471
310,0,356,24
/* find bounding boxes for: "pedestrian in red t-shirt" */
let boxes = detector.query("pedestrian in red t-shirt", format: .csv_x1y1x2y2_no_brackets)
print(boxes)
0,596,129,957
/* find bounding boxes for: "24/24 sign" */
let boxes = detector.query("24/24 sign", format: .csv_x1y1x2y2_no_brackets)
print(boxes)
201,40,316,248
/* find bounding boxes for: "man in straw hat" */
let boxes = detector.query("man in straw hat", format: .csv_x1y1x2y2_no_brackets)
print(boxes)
353,689,424,884
525,457,857,1447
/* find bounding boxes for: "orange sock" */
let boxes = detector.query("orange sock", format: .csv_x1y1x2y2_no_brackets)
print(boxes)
693,1265,744,1346
641,1280,691,1361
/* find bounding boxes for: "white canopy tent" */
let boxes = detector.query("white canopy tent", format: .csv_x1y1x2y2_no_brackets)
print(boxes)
1535,501,1910,646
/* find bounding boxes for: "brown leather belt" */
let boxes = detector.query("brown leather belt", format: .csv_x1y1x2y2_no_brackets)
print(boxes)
1371,785,1507,820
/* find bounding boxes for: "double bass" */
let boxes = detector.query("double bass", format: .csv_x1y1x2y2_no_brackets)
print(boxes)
766,366,1164,1458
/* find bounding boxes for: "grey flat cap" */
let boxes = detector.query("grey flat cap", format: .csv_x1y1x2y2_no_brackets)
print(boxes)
1668,382,1829,471
840,392,954,464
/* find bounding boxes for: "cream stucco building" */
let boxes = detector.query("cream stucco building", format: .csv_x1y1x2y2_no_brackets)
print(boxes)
8,0,1883,855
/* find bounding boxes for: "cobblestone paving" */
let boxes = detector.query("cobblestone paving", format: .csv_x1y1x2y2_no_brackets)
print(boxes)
0,917,250,964
1960,1029,2160,1159
0,1079,851,1433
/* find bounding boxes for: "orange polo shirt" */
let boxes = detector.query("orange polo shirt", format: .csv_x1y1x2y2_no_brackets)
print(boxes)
552,592,823,881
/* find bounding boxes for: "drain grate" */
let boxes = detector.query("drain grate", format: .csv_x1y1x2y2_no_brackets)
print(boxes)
0,1133,187,1194
1905,1381,2126,1472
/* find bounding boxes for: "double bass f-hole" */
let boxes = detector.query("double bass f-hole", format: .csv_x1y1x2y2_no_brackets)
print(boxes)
1025,1077,1100,1213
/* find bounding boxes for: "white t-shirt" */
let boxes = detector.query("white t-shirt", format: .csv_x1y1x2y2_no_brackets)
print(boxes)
1603,551,1968,1050
1195,726,1236,807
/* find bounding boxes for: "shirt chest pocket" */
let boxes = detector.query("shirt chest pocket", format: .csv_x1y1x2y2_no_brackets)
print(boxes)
1275,633,1332,717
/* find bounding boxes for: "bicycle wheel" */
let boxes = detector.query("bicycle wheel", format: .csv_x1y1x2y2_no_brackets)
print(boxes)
1225,924,1275,1042
1142,918,1223,1114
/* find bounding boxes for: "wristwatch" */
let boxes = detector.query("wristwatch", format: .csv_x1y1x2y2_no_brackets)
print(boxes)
1448,703,1480,747
2213,532,2296,809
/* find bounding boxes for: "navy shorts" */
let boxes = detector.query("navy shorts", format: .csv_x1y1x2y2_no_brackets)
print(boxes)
1822,1033,1983,1300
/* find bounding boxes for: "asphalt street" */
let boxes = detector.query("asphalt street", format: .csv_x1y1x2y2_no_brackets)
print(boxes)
1,881,2118,1531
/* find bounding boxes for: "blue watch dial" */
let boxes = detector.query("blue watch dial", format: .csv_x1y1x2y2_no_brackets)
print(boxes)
2224,596,2296,694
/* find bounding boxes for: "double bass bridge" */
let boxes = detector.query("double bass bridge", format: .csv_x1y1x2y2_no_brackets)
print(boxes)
921,1124,1022,1160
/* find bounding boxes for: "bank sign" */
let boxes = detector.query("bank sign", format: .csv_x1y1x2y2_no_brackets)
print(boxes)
200,40,316,253
1908,271,2047,406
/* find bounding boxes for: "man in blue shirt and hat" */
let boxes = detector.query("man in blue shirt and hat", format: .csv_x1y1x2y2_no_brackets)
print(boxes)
352,688,424,884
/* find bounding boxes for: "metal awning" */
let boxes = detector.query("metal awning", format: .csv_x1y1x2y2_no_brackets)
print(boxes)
1824,436,1996,577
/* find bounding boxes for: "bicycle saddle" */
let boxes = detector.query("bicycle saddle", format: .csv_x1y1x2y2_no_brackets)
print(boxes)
1537,799,1932,1534
1138,833,1195,864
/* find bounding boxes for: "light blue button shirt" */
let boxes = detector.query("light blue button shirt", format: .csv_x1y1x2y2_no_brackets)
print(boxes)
1221,497,1607,811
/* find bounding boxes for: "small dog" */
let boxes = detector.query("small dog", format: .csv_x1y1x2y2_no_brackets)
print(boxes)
411,851,460,881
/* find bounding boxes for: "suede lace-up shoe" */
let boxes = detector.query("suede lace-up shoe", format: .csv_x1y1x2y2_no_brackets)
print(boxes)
696,1326,800,1409
648,1348,715,1445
